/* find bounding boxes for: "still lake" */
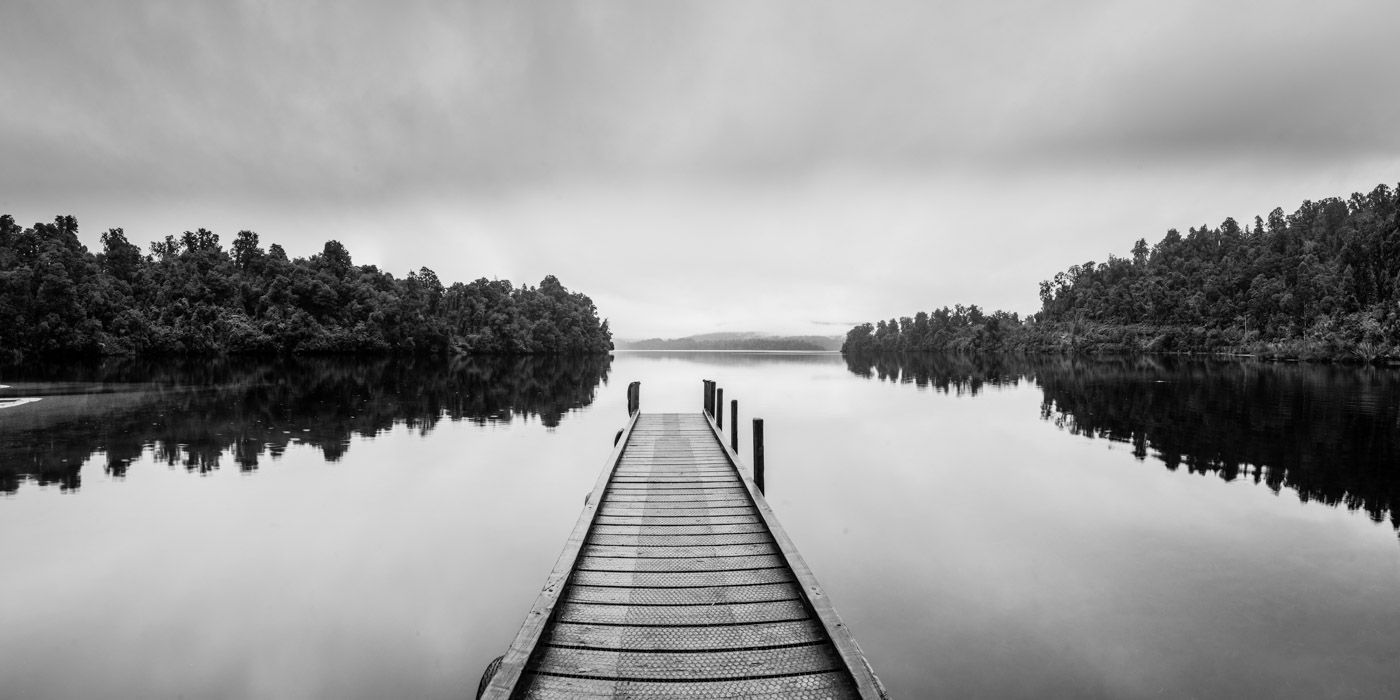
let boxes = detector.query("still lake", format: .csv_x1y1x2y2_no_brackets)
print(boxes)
2,352,1398,699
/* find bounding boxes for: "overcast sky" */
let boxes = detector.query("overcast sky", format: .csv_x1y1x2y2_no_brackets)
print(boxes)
4,1,1398,338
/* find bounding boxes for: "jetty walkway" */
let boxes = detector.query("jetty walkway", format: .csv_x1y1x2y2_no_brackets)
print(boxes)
479,382,886,699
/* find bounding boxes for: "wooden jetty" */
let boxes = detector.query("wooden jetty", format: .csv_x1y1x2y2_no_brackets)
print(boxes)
479,382,887,699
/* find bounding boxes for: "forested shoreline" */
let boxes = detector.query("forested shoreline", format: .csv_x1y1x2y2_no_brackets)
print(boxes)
844,183,1400,362
0,215,612,363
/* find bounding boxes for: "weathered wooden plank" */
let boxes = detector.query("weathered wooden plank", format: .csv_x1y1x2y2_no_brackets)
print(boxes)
593,514,763,527
555,599,811,627
514,671,858,698
601,501,753,511
603,492,749,502
568,567,795,588
597,506,756,517
543,619,828,651
581,542,779,559
591,523,769,536
588,531,773,546
575,553,784,573
608,478,736,485
609,472,736,478
564,582,800,606
527,643,844,680
610,470,736,476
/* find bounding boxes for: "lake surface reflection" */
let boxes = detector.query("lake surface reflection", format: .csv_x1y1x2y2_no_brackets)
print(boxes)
0,354,611,492
847,352,1400,539
2,352,1398,699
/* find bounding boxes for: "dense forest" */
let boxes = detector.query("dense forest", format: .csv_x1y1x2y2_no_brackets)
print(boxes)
844,183,1400,361
842,304,1025,355
0,215,612,362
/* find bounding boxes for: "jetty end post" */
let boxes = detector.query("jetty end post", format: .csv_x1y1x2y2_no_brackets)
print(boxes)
716,388,724,429
730,399,738,452
753,418,765,494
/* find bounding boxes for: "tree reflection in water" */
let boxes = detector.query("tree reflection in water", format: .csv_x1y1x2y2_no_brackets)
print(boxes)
845,352,1400,539
0,354,611,493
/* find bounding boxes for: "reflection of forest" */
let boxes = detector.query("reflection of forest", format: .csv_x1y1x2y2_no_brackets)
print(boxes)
844,352,1026,395
0,354,611,493
845,352,1400,537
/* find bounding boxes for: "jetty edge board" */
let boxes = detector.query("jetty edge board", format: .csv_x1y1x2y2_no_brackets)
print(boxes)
699,410,888,700
480,411,640,697
480,410,887,699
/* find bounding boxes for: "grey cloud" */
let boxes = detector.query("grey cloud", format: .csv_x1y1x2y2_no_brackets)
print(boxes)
2,0,1396,203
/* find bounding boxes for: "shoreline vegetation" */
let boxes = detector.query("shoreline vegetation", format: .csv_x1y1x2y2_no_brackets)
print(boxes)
0,216,612,364
843,183,1400,363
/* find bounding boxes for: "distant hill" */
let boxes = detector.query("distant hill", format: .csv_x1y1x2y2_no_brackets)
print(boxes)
618,334,842,351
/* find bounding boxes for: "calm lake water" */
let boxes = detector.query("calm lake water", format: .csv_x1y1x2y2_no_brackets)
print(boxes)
2,352,1398,699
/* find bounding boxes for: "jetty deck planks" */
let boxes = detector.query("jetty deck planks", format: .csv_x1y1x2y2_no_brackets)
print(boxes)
483,412,885,699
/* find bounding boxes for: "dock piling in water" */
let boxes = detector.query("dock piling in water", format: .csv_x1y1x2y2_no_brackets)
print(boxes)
731,399,739,452
754,417,765,494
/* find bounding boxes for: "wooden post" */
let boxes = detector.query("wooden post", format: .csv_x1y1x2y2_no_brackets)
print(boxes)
716,388,724,429
730,399,738,452
627,381,639,416
701,380,709,415
753,418,765,494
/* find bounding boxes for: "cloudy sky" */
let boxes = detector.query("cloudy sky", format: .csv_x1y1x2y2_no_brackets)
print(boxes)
3,1,1398,339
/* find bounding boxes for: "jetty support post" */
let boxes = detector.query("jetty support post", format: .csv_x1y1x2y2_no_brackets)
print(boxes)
716,388,724,429
730,399,738,452
753,418,765,494
627,381,640,416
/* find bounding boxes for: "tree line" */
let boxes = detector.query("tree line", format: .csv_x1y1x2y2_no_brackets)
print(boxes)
843,183,1400,361
0,215,612,362
842,304,1024,354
